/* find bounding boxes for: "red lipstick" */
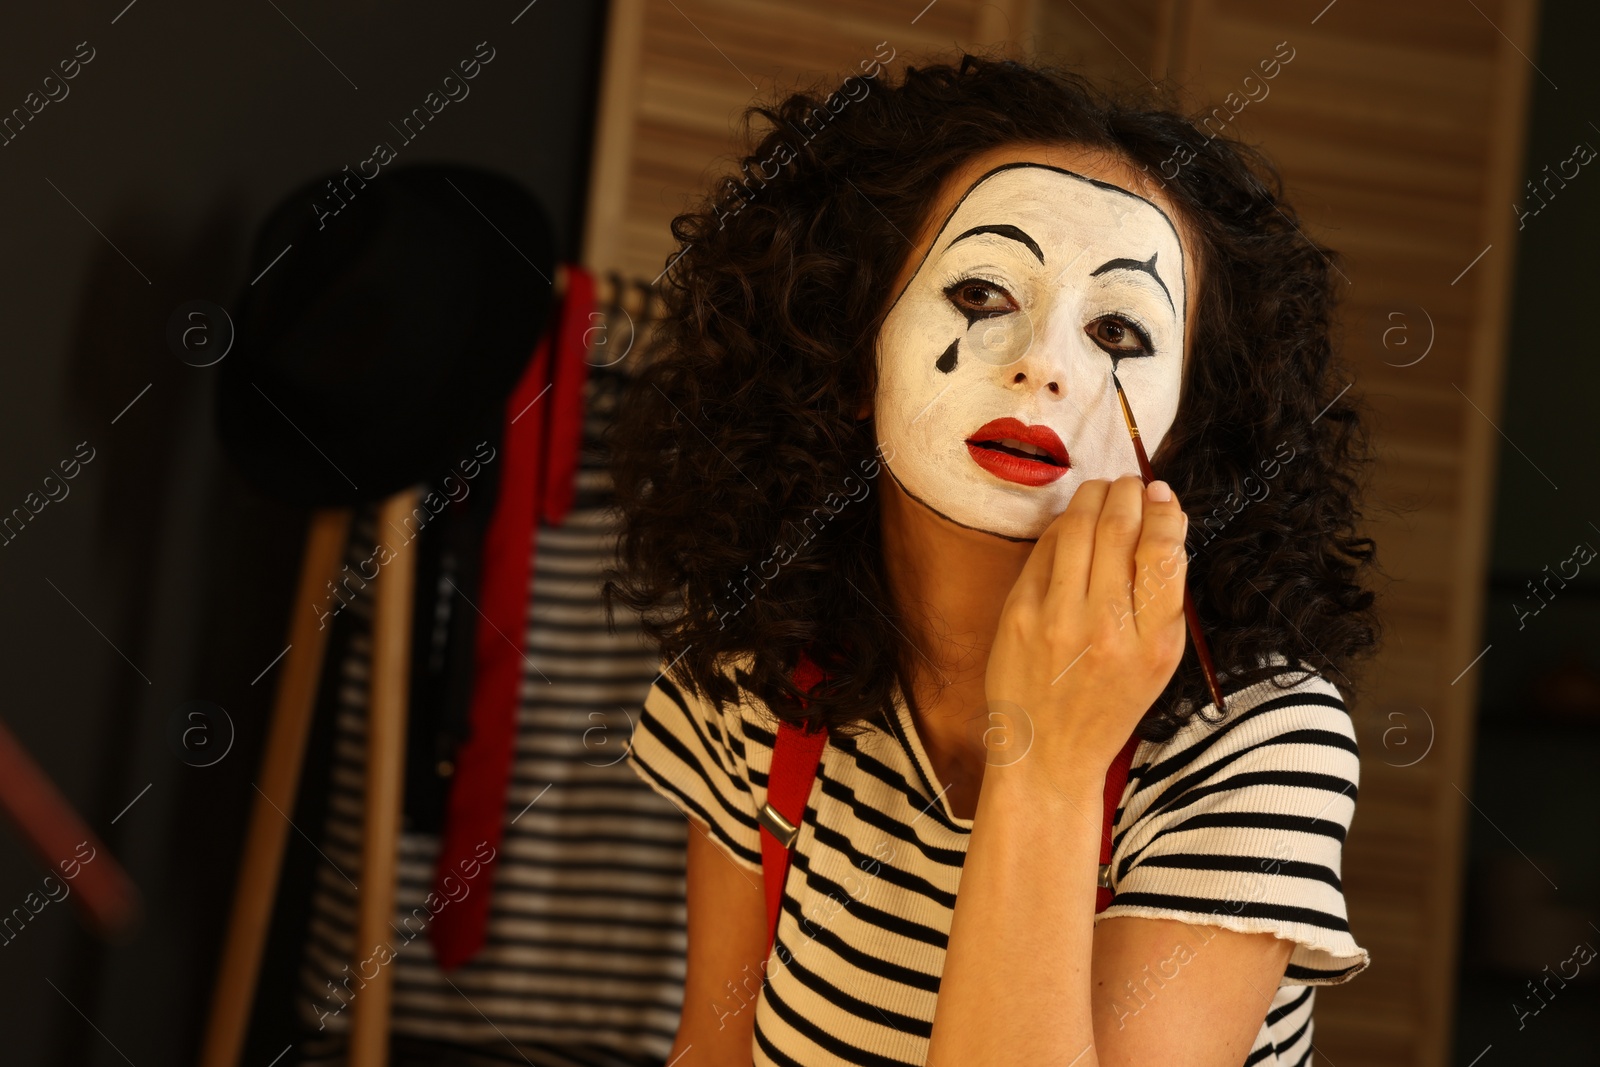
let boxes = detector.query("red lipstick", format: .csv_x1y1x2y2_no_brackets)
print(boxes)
965,417,1070,487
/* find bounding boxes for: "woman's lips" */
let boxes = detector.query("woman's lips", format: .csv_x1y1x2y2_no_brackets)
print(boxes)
965,417,1070,487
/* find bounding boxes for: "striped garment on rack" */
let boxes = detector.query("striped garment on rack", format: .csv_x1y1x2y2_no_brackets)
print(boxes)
292,363,688,1067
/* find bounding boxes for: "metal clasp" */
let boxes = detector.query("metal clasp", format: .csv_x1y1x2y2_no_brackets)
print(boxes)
1097,863,1114,891
758,802,800,849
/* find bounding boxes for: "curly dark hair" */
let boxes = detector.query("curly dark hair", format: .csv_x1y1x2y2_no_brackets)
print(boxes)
600,51,1384,743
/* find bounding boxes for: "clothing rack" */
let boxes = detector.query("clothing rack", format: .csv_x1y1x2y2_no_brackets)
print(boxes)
556,264,670,375
557,264,662,319
199,262,666,1067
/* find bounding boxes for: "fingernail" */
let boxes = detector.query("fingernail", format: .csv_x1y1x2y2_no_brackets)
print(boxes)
1146,480,1173,503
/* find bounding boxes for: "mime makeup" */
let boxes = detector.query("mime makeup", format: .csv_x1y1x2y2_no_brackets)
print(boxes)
874,162,1189,541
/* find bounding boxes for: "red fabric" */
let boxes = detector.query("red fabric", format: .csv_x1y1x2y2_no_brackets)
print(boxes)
429,267,595,972
542,268,595,524
761,654,828,956
1096,734,1142,914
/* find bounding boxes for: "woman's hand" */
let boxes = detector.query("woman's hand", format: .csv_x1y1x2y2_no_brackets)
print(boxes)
985,474,1190,778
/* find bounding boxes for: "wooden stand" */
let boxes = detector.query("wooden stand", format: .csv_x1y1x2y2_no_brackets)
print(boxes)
199,487,420,1067
348,489,419,1066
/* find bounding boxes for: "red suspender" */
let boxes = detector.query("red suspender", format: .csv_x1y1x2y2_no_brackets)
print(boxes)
760,721,828,957
758,652,1143,961
1096,734,1142,913
757,654,829,957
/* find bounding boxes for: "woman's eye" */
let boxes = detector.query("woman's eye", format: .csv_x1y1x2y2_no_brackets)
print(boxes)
944,279,1017,324
1085,315,1153,357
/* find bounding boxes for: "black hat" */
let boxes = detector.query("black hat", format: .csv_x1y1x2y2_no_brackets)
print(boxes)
217,164,560,835
218,163,556,507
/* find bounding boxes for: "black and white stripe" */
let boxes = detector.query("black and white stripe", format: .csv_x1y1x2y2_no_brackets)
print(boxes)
291,368,692,1066
628,653,1368,1066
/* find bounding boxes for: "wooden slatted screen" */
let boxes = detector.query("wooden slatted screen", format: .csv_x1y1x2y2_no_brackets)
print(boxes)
582,0,1032,279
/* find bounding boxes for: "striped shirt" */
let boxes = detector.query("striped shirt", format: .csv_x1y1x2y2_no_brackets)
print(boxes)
292,365,691,1066
627,653,1369,1066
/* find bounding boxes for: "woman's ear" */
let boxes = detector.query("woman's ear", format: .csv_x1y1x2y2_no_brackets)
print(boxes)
855,398,872,421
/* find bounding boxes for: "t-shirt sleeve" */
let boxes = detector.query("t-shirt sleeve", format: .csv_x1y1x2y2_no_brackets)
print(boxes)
625,657,765,874
1100,665,1370,984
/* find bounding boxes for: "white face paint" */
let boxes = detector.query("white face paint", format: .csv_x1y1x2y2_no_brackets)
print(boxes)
874,162,1188,541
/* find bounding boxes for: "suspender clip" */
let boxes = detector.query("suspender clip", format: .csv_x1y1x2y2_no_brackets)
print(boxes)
758,802,801,849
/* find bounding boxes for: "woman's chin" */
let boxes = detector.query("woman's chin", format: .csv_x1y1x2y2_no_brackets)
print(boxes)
941,493,1062,544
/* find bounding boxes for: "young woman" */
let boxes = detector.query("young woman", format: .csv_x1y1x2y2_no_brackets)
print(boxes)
604,52,1381,1067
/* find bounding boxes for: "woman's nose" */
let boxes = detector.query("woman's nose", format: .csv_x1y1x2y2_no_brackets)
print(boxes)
998,309,1080,400
1004,365,1064,395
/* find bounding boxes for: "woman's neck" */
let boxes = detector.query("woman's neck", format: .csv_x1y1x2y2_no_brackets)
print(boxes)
878,472,1034,794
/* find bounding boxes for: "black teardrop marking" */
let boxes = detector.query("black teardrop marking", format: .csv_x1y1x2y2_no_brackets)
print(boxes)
936,338,959,374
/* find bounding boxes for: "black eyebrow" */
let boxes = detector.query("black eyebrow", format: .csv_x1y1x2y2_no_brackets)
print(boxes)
944,224,1044,264
1090,252,1172,309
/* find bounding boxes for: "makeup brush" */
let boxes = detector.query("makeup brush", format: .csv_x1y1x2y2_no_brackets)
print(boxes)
1109,367,1228,719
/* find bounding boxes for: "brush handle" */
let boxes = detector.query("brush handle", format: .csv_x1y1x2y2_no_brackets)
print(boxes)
1113,372,1228,716
1183,586,1228,716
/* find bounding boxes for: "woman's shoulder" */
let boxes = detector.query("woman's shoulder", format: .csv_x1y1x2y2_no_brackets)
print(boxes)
644,651,782,767
629,651,778,872
1120,653,1362,852
1139,654,1357,783
1108,654,1370,985
654,651,777,724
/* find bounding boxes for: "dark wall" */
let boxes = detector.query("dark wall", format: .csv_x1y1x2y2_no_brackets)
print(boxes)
1455,0,1600,1060
0,4,606,1065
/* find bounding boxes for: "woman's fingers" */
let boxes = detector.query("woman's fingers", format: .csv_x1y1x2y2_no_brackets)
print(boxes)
1132,481,1189,643
1084,475,1148,631
1012,478,1109,610
1045,478,1111,604
1018,475,1186,651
